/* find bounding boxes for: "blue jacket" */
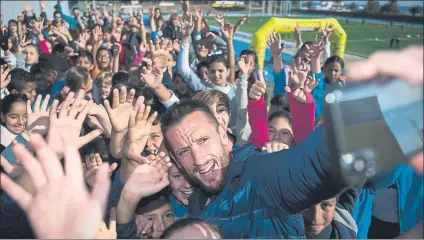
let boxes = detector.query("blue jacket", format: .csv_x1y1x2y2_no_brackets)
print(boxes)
353,164,423,238
187,126,347,238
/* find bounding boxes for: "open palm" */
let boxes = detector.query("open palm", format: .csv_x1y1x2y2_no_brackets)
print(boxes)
124,101,157,163
25,95,50,136
121,153,171,203
104,86,136,133
0,134,111,239
47,91,102,156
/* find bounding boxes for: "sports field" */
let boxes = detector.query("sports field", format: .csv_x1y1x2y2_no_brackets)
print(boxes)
205,16,424,58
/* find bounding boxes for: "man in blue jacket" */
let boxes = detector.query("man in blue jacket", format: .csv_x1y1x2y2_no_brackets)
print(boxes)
159,99,347,238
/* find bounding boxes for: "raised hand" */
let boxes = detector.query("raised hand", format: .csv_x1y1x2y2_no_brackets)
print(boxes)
0,134,111,239
284,86,308,104
92,25,102,43
84,153,117,188
1,64,12,89
95,208,117,239
39,0,46,12
322,23,334,44
294,22,302,42
215,12,224,27
151,40,173,70
123,101,157,163
221,22,234,40
181,0,190,13
47,90,102,156
121,152,172,203
24,3,32,13
180,14,194,38
248,70,267,101
25,94,50,136
104,86,137,133
140,61,164,90
234,16,249,34
135,215,154,238
268,32,284,57
262,142,289,153
305,35,325,60
303,75,319,93
19,35,31,49
289,57,310,88
238,54,251,75
111,29,121,42
193,6,203,20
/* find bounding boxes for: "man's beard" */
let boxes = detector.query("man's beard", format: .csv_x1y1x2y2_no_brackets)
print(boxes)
188,147,230,195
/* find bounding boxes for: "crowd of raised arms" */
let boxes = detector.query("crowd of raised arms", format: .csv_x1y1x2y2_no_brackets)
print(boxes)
0,0,422,239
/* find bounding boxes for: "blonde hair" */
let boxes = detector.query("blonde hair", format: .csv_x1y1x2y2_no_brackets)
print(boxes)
96,71,113,86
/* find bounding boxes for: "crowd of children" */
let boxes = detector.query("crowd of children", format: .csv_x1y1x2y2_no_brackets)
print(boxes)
0,1,422,239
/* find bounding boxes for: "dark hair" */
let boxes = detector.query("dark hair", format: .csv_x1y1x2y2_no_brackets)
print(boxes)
7,69,33,93
52,42,66,54
240,49,258,67
196,61,208,73
64,66,91,93
207,55,229,69
154,7,161,12
96,47,113,68
77,50,94,65
112,71,130,86
270,94,291,112
161,218,221,239
30,62,42,76
135,190,171,215
8,20,18,27
324,55,345,69
161,99,219,155
1,94,28,115
102,26,112,34
268,110,292,126
72,7,79,12
53,11,62,17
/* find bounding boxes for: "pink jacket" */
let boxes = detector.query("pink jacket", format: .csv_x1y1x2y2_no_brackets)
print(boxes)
247,91,315,148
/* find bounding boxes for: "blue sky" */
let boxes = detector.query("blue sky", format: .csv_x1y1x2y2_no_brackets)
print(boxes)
344,1,423,7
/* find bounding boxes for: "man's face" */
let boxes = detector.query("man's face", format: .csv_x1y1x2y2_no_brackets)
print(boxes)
165,111,230,193
144,123,164,156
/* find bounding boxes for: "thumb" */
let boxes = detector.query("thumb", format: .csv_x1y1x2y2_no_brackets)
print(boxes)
257,70,265,83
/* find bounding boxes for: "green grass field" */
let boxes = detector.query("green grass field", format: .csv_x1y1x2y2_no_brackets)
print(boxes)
205,16,424,57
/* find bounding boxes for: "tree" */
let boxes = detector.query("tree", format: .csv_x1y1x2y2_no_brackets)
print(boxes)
409,5,423,16
291,0,300,9
364,0,381,14
381,0,400,14
306,0,314,10
348,2,359,12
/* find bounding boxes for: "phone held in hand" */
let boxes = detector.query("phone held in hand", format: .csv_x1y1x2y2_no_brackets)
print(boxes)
324,77,423,186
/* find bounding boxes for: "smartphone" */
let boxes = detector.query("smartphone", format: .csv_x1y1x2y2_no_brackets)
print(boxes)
324,77,423,186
